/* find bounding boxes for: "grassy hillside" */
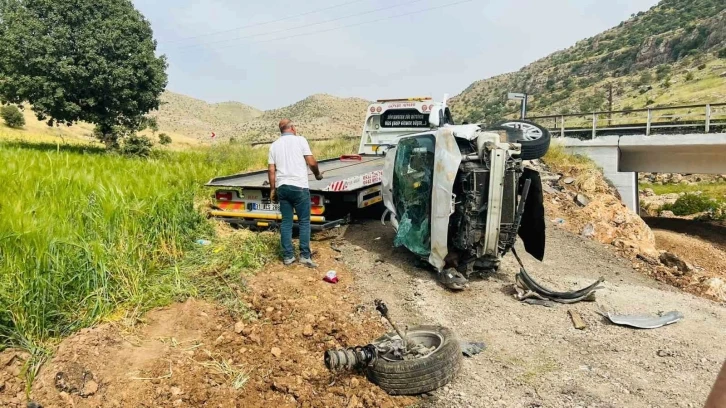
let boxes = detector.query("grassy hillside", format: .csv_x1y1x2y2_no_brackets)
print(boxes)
450,0,726,123
151,91,370,143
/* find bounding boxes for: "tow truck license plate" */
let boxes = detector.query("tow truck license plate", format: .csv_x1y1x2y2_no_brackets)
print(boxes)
258,203,280,212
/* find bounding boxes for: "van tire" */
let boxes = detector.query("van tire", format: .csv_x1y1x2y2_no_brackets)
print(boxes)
366,326,462,395
494,120,551,160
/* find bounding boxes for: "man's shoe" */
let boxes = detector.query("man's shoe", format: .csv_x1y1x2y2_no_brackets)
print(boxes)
299,257,318,268
283,257,296,266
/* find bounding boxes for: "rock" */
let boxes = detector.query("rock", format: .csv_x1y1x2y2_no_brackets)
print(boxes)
575,194,590,207
350,378,360,388
171,386,183,396
302,325,314,337
671,174,683,183
347,395,359,408
659,252,693,274
643,188,655,197
659,210,676,218
271,347,282,358
704,278,726,301
542,183,558,195
563,177,575,185
248,333,261,344
81,379,99,397
612,214,626,225
234,321,245,334
679,180,689,185
581,223,595,238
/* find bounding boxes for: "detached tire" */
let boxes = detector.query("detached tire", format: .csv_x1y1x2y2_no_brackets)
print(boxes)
495,120,551,160
366,325,462,395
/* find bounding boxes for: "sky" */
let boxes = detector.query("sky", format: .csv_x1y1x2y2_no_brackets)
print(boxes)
134,0,660,110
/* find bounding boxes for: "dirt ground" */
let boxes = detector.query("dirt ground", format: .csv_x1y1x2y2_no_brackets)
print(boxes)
1,242,416,408
2,220,725,408
342,220,726,408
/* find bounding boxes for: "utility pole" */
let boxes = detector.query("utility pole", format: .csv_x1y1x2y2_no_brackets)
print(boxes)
508,92,528,119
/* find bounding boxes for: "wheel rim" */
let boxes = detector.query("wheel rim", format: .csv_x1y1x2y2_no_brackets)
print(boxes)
499,121,544,141
373,329,444,362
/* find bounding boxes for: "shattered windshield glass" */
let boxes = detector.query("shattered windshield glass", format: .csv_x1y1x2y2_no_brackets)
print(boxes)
392,134,435,256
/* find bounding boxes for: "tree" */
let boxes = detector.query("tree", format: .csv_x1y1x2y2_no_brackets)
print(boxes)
158,133,172,145
121,134,154,157
0,0,168,147
0,105,25,128
140,116,159,135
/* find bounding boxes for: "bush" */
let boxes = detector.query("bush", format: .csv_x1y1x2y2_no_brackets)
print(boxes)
685,71,694,81
718,48,726,59
661,194,719,216
158,133,172,145
121,134,154,157
697,63,707,70
0,105,25,128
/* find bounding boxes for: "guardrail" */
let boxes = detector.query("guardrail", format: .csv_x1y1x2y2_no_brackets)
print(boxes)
526,103,726,139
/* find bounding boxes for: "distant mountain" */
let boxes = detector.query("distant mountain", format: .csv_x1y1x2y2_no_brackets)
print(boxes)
151,91,370,142
450,0,726,123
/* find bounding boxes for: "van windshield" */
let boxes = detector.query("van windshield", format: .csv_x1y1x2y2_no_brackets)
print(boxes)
380,109,430,128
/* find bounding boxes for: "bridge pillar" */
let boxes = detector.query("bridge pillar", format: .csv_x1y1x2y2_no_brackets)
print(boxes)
560,137,639,212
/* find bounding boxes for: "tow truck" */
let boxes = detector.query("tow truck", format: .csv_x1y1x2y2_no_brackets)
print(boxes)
206,96,457,230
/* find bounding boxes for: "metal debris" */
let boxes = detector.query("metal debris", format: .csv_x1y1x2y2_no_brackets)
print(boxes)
601,311,684,329
460,342,486,357
522,298,557,308
514,268,604,304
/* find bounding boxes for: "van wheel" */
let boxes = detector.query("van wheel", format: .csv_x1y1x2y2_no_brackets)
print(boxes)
366,326,462,395
495,120,551,160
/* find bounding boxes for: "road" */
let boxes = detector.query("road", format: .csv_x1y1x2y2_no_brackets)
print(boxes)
339,220,726,408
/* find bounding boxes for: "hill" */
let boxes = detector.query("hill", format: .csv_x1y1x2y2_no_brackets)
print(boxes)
450,0,726,123
151,92,370,143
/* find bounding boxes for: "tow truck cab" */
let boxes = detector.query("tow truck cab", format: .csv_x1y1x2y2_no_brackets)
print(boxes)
358,97,455,155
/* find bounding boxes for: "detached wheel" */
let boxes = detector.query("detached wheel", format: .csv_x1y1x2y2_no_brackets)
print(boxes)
496,120,551,160
366,326,462,395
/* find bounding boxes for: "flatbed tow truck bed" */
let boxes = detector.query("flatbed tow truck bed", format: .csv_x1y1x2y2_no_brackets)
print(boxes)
206,156,384,191
205,155,386,230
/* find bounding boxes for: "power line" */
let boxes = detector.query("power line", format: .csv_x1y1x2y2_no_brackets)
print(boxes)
164,0,370,45
169,0,428,51
178,0,474,53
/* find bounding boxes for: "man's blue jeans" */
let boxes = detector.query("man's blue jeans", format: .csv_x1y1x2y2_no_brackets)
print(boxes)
277,185,311,260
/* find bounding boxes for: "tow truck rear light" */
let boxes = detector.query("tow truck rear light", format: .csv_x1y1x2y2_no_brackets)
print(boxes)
422,105,428,112
215,190,233,201
376,106,382,113
370,107,376,113
311,194,325,215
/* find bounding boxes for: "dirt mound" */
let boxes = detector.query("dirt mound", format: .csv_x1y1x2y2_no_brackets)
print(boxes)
16,244,415,408
649,229,726,302
534,158,658,259
536,152,726,303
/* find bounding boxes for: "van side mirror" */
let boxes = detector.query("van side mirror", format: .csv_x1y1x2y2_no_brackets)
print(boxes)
429,107,441,127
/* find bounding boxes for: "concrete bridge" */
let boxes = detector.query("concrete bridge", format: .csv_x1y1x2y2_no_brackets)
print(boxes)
527,103,726,212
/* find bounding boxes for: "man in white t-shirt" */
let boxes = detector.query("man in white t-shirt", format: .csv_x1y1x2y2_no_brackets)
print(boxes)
268,119,323,267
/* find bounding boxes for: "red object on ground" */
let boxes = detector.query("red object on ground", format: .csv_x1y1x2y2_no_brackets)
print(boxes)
340,154,362,161
323,271,339,284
